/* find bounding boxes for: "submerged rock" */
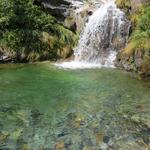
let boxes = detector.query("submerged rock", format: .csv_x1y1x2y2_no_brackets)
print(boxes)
99,142,108,150
131,114,150,129
0,132,9,145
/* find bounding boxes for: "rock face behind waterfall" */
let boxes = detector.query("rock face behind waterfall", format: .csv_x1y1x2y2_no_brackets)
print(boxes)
33,0,105,32
74,1,130,67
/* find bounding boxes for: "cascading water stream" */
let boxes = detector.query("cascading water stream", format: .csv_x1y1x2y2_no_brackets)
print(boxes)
56,0,130,69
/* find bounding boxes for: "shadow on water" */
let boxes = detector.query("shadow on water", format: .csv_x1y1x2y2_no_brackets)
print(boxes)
0,63,149,149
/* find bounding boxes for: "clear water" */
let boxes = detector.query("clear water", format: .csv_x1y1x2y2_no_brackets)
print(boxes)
0,63,149,149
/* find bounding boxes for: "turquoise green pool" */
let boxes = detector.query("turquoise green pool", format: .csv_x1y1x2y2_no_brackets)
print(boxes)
0,63,149,150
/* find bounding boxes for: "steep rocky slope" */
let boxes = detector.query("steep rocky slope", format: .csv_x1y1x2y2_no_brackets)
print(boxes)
115,0,150,78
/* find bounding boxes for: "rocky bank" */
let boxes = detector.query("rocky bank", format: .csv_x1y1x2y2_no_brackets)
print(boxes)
115,0,150,78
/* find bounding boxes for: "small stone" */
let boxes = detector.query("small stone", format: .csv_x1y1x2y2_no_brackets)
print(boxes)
123,115,128,118
55,141,65,149
99,142,108,150
22,144,30,150
141,115,150,129
82,146,93,150
9,128,23,141
131,114,140,123
0,132,9,144
103,136,109,143
95,133,104,144
71,112,86,128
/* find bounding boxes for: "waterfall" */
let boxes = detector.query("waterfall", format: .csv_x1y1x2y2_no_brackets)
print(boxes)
56,0,130,69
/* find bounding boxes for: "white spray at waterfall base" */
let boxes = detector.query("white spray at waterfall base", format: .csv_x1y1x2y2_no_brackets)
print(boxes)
55,0,130,69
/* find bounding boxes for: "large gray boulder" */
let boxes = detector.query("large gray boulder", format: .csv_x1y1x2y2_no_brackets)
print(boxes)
33,0,84,21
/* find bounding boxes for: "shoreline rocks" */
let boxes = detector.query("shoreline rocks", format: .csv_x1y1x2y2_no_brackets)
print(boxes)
115,0,150,79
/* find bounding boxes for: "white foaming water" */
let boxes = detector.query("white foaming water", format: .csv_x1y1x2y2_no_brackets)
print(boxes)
55,0,130,69
55,51,117,69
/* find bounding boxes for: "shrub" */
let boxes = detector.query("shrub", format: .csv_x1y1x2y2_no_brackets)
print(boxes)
0,0,77,62
129,5,150,52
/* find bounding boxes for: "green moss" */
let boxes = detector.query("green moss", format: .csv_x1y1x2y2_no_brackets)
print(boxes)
122,5,150,57
128,5,150,53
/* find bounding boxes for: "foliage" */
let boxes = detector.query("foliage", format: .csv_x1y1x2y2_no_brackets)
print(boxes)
124,5,150,54
116,0,150,77
0,0,77,62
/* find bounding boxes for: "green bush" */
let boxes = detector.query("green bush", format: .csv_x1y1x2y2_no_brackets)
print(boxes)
130,5,150,52
0,0,77,62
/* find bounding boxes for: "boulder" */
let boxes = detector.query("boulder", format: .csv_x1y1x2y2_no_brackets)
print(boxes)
33,0,84,21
